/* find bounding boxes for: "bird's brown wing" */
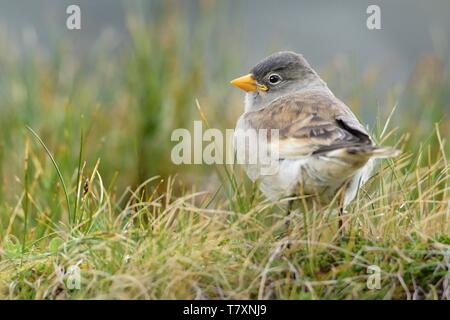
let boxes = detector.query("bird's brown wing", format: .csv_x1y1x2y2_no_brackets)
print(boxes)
244,90,373,158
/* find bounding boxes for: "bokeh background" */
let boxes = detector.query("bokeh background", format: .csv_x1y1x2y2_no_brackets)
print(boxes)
0,0,448,208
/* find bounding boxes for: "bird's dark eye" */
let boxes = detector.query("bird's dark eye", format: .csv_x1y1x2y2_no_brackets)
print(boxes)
268,73,282,85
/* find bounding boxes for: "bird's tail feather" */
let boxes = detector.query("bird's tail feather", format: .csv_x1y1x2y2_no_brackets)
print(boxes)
324,145,400,163
344,145,400,159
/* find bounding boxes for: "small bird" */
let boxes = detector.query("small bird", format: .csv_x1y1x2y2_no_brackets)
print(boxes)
230,51,398,224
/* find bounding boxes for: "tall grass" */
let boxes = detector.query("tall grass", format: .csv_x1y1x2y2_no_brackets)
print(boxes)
1,124,448,299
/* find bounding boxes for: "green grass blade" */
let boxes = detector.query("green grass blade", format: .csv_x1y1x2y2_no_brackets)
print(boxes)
74,128,84,225
26,126,73,226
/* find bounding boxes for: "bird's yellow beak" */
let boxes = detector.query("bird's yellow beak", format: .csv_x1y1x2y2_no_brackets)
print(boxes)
230,73,267,92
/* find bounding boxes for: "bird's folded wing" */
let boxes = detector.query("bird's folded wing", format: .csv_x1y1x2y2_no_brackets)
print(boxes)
244,90,373,159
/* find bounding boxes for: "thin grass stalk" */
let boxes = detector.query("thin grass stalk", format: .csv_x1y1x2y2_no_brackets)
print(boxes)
26,126,73,226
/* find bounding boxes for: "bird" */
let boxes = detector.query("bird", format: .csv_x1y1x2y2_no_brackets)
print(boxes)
230,51,399,228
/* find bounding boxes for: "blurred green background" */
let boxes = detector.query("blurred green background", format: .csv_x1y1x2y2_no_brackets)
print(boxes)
0,0,448,219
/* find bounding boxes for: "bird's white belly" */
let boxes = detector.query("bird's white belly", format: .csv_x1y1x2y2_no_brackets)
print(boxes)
244,159,305,199
244,156,372,205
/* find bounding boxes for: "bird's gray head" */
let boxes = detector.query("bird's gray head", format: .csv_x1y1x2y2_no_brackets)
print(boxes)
231,51,328,112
